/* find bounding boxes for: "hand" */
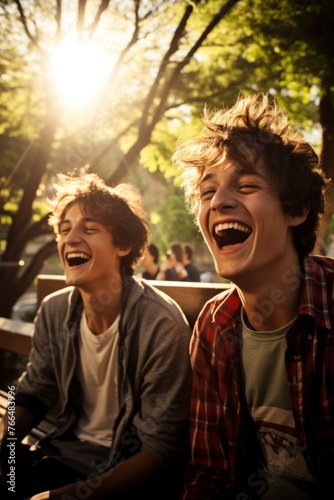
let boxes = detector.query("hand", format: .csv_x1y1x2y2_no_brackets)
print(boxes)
175,264,188,279
160,261,171,272
27,492,50,500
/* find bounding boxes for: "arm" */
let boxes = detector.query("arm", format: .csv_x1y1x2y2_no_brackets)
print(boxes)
132,312,192,465
181,304,234,499
0,405,36,474
0,405,36,444
31,450,162,500
16,294,72,411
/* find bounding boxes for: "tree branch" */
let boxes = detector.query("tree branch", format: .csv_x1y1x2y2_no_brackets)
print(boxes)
138,1,195,132
9,238,57,304
105,0,241,184
13,0,38,46
78,0,87,40
149,0,241,130
87,0,111,38
55,0,62,40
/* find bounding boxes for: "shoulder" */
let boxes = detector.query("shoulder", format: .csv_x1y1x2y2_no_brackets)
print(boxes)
128,277,190,328
37,286,82,326
133,277,184,310
40,285,79,309
186,263,201,280
304,255,334,280
196,285,240,328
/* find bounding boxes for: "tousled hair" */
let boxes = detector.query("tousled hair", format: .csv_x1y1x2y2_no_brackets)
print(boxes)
49,173,149,275
172,93,329,257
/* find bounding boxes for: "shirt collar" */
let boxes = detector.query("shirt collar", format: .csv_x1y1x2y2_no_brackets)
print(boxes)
211,286,241,326
211,256,334,331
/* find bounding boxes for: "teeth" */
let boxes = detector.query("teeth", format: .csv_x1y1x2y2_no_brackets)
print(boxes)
215,222,250,236
67,252,90,260
66,253,90,266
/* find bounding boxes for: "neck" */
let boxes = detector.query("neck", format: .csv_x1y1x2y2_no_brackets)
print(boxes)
237,259,303,331
79,279,123,335
82,296,122,335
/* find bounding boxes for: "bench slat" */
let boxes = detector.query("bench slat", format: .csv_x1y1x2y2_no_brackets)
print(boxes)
0,317,33,356
37,274,230,328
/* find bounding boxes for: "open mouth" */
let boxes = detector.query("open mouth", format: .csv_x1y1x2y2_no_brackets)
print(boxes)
66,252,91,267
214,222,251,249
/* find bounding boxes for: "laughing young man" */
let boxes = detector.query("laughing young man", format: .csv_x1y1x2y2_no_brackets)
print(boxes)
172,94,334,499
0,173,191,500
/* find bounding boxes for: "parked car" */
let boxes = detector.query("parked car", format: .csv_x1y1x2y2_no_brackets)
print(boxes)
11,297,38,322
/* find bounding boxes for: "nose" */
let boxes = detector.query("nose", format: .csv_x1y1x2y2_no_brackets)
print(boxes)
211,185,237,212
64,225,82,243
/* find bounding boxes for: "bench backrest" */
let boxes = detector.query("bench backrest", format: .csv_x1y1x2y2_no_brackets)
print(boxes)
37,274,231,329
0,276,231,359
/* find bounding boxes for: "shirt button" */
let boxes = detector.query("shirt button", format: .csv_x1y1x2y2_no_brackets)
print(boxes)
307,334,313,340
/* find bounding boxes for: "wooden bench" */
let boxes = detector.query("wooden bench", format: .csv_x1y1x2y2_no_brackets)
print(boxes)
1,275,230,359
36,274,230,330
0,317,34,357
0,274,231,443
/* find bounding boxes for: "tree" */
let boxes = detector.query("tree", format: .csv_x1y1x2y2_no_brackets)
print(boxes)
177,0,334,253
233,0,334,253
1,0,333,323
0,0,240,319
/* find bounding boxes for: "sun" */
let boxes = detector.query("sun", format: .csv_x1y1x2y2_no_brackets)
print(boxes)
51,33,111,108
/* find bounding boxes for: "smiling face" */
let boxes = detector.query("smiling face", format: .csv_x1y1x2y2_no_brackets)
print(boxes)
57,202,130,292
198,157,307,289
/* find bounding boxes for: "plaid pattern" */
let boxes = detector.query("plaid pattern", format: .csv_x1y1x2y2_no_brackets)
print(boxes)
182,256,334,498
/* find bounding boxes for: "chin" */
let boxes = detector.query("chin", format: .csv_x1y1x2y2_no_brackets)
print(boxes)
214,261,238,282
214,266,230,280
64,272,78,286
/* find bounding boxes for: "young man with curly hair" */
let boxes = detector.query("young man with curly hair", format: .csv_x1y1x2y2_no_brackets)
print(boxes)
0,173,191,500
173,94,333,499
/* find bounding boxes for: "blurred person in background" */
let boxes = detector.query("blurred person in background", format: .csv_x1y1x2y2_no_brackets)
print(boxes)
182,244,201,282
157,242,189,281
137,242,160,280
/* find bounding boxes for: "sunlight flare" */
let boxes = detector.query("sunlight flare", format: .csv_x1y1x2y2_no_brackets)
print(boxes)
51,33,111,108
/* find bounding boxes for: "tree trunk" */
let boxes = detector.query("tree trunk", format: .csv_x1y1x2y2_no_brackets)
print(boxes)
313,94,334,255
0,116,58,318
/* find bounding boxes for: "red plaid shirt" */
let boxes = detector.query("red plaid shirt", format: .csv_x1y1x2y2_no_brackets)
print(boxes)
182,256,334,499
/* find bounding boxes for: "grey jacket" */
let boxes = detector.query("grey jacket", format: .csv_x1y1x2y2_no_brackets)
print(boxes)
17,277,192,468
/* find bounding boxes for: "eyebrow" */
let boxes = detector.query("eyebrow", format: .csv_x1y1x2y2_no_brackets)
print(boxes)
58,216,97,227
200,172,215,184
200,167,266,185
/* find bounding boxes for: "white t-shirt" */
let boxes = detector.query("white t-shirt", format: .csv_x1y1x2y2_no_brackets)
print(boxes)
74,312,120,447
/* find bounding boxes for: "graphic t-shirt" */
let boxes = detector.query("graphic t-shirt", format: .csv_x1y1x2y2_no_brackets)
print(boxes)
241,310,315,497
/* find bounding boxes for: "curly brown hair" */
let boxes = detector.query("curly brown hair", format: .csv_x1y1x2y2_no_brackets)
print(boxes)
48,173,149,275
172,93,330,257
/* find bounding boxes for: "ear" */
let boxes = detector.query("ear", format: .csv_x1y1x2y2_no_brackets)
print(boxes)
288,205,309,227
117,246,132,257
